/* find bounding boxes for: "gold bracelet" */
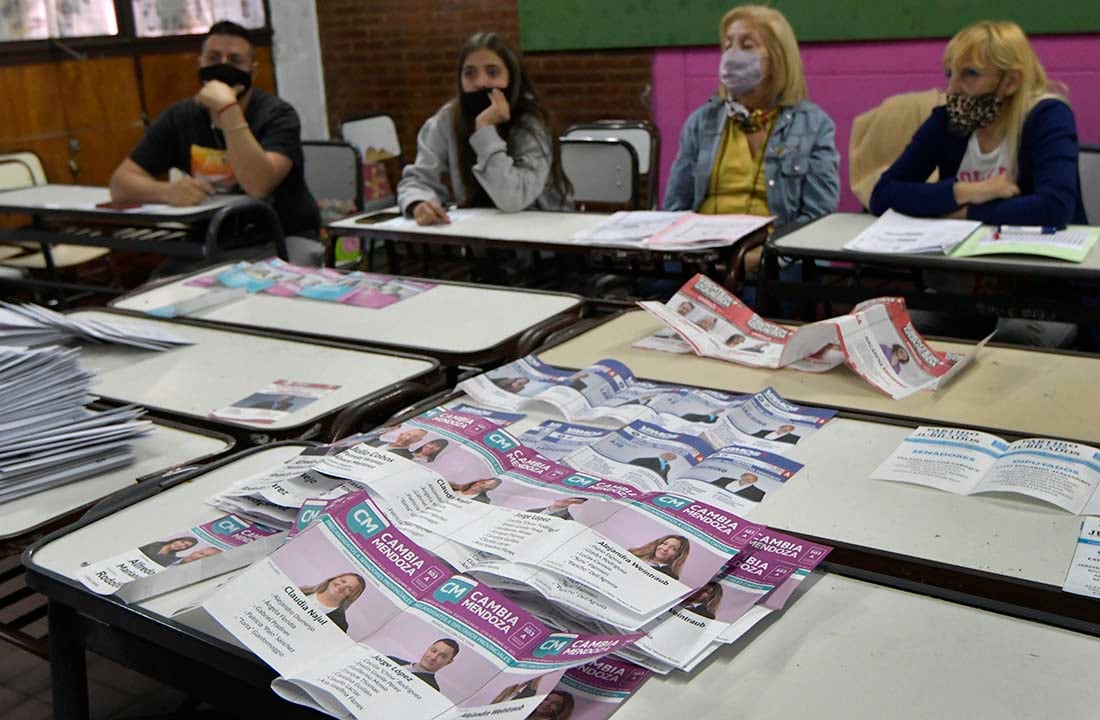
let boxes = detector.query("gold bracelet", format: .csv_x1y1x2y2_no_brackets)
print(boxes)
224,123,250,134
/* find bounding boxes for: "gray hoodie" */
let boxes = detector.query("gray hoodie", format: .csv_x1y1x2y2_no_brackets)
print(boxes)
397,102,570,215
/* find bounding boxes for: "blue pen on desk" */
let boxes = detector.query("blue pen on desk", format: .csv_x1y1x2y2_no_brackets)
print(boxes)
993,225,1059,239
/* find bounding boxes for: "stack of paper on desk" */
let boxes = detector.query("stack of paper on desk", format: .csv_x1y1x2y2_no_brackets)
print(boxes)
572,211,772,250
844,209,982,254
0,302,192,350
0,345,152,504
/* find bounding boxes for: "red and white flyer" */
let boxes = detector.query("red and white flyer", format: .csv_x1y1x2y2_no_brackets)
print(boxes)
640,275,987,399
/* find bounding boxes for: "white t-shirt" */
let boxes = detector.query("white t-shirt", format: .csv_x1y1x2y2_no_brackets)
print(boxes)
957,134,1015,183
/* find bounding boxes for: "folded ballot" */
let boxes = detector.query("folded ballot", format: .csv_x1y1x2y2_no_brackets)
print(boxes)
873,426,1100,515
638,274,989,399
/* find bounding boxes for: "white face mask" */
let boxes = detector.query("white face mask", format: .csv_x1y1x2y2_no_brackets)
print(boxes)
719,46,764,96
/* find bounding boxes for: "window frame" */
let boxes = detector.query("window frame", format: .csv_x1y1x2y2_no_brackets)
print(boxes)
0,0,273,62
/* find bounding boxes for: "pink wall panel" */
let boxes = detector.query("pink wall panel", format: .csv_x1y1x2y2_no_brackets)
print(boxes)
653,36,1100,211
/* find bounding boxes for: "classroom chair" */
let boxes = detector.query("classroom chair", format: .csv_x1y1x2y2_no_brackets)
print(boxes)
0,151,117,303
560,137,641,211
1079,145,1100,225
849,88,944,209
339,112,403,209
563,120,659,209
338,113,413,271
302,140,363,267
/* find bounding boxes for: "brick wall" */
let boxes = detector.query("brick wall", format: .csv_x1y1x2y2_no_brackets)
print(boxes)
315,0,652,159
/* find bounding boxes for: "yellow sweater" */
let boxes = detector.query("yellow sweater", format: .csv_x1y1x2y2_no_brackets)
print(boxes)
698,117,773,216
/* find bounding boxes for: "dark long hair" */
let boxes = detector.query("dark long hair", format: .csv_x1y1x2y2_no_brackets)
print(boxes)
449,32,572,207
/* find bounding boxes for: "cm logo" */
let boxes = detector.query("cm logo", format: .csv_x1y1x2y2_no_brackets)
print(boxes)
348,502,386,540
653,495,689,510
432,577,476,605
485,430,518,452
533,634,574,658
562,474,598,488
211,516,247,536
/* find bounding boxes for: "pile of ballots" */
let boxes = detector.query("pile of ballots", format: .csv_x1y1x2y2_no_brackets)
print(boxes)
0,345,152,504
0,302,191,351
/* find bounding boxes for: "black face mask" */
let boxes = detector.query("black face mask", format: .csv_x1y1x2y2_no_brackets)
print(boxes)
199,63,253,98
459,88,494,118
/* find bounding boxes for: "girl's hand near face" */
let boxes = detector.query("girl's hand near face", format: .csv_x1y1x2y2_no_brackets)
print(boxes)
476,88,511,130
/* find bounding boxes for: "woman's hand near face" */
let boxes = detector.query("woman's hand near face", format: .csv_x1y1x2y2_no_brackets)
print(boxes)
412,200,451,225
476,88,511,130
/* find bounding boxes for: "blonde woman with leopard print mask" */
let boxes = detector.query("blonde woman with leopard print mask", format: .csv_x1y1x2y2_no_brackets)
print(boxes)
872,20,1086,227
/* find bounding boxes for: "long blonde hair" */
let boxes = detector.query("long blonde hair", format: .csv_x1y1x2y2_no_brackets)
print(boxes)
943,21,1068,160
719,5,807,106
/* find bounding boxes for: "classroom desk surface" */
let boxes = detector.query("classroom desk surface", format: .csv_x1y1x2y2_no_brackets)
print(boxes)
27,445,1100,720
330,208,610,245
0,420,231,545
769,212,1100,275
31,445,303,581
538,310,1100,446
0,184,245,224
618,574,1100,720
431,393,1079,591
72,309,440,441
0,185,286,277
760,213,1100,321
757,416,1078,588
423,388,1090,631
110,264,584,366
26,444,325,720
331,209,766,289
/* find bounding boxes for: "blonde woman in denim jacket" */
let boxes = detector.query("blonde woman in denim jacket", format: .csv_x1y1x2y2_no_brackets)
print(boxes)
663,5,840,274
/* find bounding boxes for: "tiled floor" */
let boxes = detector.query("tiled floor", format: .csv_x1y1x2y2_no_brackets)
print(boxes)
0,555,224,719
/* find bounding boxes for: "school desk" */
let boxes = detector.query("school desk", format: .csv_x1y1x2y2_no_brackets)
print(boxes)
0,184,287,298
537,310,1100,446
110,264,585,370
329,209,767,291
0,418,231,656
759,212,1100,322
71,308,444,445
25,443,1100,719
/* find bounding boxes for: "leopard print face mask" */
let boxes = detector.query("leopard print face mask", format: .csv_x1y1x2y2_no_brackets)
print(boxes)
945,91,1004,136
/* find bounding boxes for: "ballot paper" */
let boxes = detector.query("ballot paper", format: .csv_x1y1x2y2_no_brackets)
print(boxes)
843,209,982,254
0,302,192,351
872,426,1100,515
570,211,772,250
0,345,153,504
209,379,341,426
1063,517,1100,599
570,211,685,246
640,275,986,399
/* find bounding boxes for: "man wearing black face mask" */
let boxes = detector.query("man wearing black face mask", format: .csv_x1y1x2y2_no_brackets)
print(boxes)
110,20,320,259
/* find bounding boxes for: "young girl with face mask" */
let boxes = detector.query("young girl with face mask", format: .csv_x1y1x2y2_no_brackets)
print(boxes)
397,32,572,226
663,5,840,234
871,21,1086,226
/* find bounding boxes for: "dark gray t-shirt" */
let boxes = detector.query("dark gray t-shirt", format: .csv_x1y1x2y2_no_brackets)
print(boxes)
130,88,320,237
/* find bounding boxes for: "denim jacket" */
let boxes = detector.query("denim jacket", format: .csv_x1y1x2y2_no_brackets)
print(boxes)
662,97,840,228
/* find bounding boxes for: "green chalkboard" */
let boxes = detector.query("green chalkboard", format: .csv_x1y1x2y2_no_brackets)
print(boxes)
518,1,1100,51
